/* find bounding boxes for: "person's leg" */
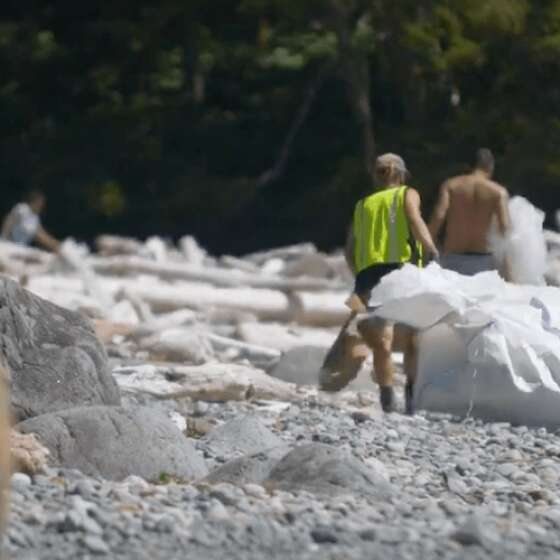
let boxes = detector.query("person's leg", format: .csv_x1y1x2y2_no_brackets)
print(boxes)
358,319,395,412
402,327,418,415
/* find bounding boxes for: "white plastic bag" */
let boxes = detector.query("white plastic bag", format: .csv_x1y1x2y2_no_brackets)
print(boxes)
488,196,547,285
366,264,560,428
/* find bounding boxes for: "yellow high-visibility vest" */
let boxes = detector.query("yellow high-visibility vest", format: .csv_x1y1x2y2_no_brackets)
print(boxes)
352,185,422,273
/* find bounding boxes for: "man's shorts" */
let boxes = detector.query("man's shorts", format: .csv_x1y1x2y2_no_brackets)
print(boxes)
439,252,497,276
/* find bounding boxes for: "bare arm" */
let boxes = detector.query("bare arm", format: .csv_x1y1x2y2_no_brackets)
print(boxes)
428,182,450,240
344,225,356,275
1,211,15,239
496,187,510,236
405,188,439,259
34,226,61,252
495,186,511,281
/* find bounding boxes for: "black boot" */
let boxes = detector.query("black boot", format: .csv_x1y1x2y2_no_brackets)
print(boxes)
380,386,395,413
405,382,415,415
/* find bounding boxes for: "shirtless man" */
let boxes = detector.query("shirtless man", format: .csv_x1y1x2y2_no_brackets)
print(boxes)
1,190,60,252
429,148,510,276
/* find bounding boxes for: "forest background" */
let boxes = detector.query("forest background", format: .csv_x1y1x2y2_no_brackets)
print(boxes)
1,0,559,254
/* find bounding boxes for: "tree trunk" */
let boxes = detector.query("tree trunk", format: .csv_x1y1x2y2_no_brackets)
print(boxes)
256,64,330,188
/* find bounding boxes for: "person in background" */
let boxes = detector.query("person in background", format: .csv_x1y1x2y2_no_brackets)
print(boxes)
429,148,510,276
1,190,60,252
322,153,438,414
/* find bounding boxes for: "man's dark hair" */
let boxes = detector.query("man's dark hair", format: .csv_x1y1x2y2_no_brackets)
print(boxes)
26,190,45,204
474,148,494,173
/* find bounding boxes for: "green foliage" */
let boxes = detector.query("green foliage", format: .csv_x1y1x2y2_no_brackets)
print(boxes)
0,0,558,253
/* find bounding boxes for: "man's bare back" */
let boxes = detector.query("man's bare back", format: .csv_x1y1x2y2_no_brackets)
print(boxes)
430,149,509,260
432,171,509,253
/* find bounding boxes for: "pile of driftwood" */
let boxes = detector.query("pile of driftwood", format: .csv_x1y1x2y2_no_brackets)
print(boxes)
0,235,357,377
0,235,351,326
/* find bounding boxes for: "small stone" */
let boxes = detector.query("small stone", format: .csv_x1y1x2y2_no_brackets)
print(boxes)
351,411,371,425
207,501,229,522
11,472,32,491
311,528,338,544
210,483,239,506
387,441,405,454
193,401,210,417
83,535,110,554
359,528,377,542
451,514,500,548
243,484,267,499
74,480,98,498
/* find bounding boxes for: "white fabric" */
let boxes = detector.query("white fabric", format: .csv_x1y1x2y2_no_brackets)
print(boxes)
366,263,560,428
5,203,41,245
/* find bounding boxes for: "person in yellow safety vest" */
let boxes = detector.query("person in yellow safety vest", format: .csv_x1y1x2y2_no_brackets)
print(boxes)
344,153,439,414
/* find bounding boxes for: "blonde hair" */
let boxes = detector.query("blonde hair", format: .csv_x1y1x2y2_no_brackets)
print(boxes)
375,161,406,187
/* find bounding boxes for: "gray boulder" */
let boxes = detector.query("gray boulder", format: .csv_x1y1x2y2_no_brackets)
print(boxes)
17,406,208,481
202,415,284,458
205,445,292,485
0,277,120,421
264,444,393,498
269,346,326,385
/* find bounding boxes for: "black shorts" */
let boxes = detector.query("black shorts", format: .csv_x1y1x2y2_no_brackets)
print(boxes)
354,263,402,301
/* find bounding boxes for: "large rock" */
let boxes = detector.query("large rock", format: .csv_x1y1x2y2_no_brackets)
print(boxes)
201,415,284,458
17,406,208,481
0,277,120,421
269,346,327,385
205,445,292,485
264,444,393,499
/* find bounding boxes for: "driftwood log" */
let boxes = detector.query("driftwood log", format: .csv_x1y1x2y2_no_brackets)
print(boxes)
113,363,301,402
89,255,344,292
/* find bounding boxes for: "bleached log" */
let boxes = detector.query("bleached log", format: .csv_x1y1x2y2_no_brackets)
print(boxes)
138,328,214,364
144,236,168,262
128,309,198,339
95,235,143,256
113,363,300,402
0,240,53,277
115,288,154,322
243,243,317,265
89,255,343,291
179,235,206,266
206,333,281,362
116,280,295,320
58,240,113,309
292,291,349,327
237,322,336,352
283,252,334,279
219,255,261,274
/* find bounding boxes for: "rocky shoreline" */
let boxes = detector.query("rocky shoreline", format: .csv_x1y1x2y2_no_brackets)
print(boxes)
3,235,560,558
8,402,560,559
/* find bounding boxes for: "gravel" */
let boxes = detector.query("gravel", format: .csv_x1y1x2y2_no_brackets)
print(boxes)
6,398,560,559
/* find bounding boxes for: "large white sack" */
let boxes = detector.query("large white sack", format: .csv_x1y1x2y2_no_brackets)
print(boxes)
366,264,560,428
488,196,547,285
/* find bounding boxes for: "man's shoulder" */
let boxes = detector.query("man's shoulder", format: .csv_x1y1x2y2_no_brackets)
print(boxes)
487,179,508,194
444,174,471,188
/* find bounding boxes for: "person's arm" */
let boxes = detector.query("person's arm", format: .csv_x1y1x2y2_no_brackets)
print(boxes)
495,186,512,280
34,226,61,252
1,211,15,239
344,225,356,275
405,188,439,259
496,187,510,236
428,181,450,240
